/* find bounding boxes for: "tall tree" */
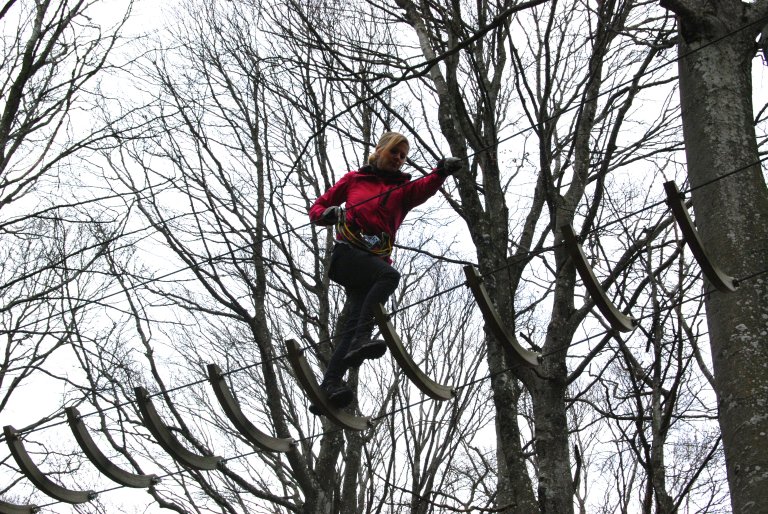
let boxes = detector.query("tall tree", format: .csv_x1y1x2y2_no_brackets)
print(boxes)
94,1,496,512
659,1,768,512
0,0,743,512
393,0,680,511
0,0,135,505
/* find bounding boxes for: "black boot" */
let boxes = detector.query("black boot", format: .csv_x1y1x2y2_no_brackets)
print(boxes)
309,379,353,416
343,337,387,368
321,380,354,406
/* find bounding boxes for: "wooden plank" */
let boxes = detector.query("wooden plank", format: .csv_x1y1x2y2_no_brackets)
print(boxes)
464,265,543,365
3,426,94,504
372,304,455,401
664,181,737,292
134,387,222,471
65,407,158,488
207,364,295,453
284,340,371,431
561,225,636,332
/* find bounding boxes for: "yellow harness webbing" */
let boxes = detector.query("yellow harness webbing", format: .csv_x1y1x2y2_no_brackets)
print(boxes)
336,217,392,257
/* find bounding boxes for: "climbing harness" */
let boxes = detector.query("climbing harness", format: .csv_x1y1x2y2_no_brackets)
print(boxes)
335,211,393,257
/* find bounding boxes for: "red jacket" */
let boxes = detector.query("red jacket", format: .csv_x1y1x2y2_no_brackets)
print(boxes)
309,165,446,251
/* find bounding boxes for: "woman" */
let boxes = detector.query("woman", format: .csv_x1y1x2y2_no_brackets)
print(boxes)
309,131,461,411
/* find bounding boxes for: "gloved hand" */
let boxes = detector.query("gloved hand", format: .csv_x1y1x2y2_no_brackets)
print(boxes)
435,157,463,177
320,206,343,224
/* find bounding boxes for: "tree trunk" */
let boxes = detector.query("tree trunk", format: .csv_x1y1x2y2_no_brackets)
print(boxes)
529,239,577,514
673,4,768,512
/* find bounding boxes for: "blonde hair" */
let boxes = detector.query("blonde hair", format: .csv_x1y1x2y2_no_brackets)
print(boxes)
367,131,410,165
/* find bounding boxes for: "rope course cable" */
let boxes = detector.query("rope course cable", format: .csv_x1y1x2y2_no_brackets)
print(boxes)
20,264,751,511
684,155,768,194
0,131,752,464
0,192,694,441
2,4,767,512
0,210,735,477
7,98,760,350
3,252,763,508
0,129,760,447
6,139,760,349
5,0,764,343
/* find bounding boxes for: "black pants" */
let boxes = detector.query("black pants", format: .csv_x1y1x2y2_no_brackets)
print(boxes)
323,243,400,383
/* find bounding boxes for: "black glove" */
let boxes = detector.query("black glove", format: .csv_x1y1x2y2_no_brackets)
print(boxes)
320,206,343,224
435,157,463,177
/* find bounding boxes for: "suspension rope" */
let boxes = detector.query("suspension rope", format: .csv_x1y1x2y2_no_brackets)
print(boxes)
1,151,761,441
4,6,768,510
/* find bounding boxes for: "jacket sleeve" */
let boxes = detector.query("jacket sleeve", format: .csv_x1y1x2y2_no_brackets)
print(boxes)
400,171,446,212
309,172,353,225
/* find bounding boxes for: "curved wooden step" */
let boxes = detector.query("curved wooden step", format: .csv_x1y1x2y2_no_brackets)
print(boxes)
561,224,636,332
284,339,371,431
134,387,222,470
65,407,159,488
2,425,95,504
206,364,295,452
463,266,542,367
372,304,455,401
0,499,38,514
664,181,737,292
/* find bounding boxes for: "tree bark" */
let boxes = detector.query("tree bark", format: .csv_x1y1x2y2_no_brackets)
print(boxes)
666,1,768,511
